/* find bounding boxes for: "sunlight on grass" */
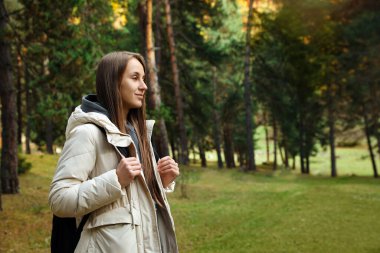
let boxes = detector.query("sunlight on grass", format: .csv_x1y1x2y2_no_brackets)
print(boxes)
1,154,380,252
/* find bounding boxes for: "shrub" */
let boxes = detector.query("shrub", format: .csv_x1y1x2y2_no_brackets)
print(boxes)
18,154,32,174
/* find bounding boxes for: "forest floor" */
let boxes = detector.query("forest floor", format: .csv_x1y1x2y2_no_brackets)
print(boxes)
1,151,380,253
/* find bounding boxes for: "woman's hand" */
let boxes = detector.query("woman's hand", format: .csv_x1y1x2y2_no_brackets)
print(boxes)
116,157,142,188
157,156,180,188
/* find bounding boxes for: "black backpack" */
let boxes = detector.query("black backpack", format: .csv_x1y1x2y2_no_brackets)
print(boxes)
50,125,130,253
50,124,160,253
51,213,90,253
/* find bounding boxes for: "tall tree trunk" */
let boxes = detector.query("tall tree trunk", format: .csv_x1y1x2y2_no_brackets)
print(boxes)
198,141,207,168
212,66,223,169
23,16,31,154
299,113,306,174
25,59,31,154
17,55,22,146
363,111,378,178
191,144,196,164
138,2,147,58
279,144,285,165
0,0,19,194
243,0,256,171
45,118,53,154
223,124,235,168
164,0,188,164
146,0,170,157
292,155,296,170
170,136,177,162
264,112,270,163
376,131,380,164
154,0,162,70
328,82,337,177
284,141,289,168
42,56,53,154
273,118,278,170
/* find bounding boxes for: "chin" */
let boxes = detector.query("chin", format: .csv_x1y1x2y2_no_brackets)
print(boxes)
133,102,143,108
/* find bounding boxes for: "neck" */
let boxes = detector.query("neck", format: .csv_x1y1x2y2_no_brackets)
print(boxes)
123,107,129,121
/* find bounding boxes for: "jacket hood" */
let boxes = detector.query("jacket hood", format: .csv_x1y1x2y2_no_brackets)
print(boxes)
66,95,155,145
81,94,110,119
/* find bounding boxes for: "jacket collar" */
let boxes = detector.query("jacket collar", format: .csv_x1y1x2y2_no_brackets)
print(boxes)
66,105,155,147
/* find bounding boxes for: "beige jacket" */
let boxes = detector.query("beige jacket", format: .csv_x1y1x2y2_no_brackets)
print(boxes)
48,106,178,253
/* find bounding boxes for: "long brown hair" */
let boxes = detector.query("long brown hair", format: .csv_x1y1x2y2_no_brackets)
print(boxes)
96,51,165,207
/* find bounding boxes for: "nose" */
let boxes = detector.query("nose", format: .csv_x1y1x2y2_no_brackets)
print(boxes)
139,80,148,91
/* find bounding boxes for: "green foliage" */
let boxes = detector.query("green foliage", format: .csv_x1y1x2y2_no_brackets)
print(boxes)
3,0,379,174
252,0,330,165
17,154,32,174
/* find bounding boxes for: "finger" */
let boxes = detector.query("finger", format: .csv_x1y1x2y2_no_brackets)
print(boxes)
126,164,142,171
157,159,176,169
157,156,172,164
158,163,179,173
124,157,139,162
121,158,141,166
130,169,141,177
159,168,180,176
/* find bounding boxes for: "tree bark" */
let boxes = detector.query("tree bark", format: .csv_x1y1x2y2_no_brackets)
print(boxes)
0,0,19,194
273,117,277,170
223,124,236,168
376,131,380,164
292,155,296,170
243,0,256,171
170,136,177,162
25,59,31,154
191,144,196,164
328,82,337,177
284,141,289,168
212,66,223,169
17,55,22,146
45,117,54,154
146,0,170,157
198,141,207,168
299,113,306,174
264,111,270,163
364,111,378,178
164,0,188,164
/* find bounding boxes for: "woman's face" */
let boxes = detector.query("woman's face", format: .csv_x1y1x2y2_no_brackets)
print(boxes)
120,57,147,113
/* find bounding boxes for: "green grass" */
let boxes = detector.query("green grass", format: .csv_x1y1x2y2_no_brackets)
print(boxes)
1,154,380,252
172,168,380,253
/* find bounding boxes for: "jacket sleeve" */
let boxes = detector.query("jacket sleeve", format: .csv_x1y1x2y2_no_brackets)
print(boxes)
164,181,176,193
48,124,126,217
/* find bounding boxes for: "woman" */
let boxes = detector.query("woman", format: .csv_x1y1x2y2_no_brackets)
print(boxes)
49,51,180,253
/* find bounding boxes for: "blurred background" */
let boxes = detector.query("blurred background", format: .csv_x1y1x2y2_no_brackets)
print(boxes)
1,0,380,252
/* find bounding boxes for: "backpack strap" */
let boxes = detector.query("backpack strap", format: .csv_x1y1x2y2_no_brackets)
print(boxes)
75,213,90,238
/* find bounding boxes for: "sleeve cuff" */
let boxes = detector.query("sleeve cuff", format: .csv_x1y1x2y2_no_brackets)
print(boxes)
164,181,176,193
100,169,127,196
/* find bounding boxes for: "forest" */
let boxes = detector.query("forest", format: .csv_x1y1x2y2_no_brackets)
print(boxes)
0,0,380,251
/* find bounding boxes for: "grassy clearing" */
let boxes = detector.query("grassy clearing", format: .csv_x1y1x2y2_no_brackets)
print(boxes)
1,154,380,253
173,168,380,253
0,154,56,253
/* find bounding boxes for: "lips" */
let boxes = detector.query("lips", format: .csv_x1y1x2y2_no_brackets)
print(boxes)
135,94,144,99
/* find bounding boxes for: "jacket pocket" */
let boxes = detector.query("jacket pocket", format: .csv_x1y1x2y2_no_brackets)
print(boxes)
87,206,141,229
89,223,138,253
